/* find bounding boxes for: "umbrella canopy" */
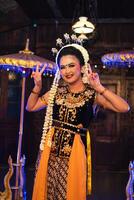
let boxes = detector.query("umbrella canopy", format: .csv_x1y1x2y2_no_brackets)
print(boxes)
0,39,57,197
101,51,134,68
0,39,56,76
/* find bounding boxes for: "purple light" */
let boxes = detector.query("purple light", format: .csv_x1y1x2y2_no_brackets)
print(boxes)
101,51,134,68
0,64,56,77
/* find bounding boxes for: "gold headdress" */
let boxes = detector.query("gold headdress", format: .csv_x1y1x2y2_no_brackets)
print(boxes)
53,33,90,84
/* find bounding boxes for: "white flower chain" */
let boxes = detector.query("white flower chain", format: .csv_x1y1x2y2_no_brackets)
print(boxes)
40,69,60,150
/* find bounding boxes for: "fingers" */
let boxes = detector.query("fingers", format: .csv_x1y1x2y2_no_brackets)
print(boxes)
40,64,46,74
92,73,98,80
31,63,46,80
36,63,40,72
35,63,46,74
88,71,98,79
88,63,92,74
87,64,99,79
31,71,35,78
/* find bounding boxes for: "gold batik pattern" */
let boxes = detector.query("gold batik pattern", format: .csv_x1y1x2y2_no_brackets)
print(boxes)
47,85,95,199
55,85,95,122
50,128,74,158
47,154,69,200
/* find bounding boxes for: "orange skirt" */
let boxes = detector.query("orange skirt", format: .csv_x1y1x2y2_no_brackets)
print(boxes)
32,127,91,200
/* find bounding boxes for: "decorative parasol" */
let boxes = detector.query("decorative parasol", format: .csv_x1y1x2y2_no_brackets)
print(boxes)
0,39,56,76
101,51,134,68
0,39,56,199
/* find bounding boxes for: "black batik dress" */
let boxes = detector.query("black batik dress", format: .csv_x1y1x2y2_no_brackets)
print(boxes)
47,85,95,200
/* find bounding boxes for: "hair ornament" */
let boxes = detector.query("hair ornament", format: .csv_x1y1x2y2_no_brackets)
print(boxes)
51,33,84,56
56,38,63,47
55,43,89,66
71,34,78,42
63,33,70,43
51,48,58,56
53,33,90,84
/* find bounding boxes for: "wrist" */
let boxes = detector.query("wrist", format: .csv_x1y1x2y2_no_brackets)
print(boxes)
32,86,41,95
99,88,107,95
94,84,105,93
31,90,40,95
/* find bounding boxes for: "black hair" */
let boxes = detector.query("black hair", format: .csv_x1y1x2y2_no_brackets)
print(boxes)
57,46,85,67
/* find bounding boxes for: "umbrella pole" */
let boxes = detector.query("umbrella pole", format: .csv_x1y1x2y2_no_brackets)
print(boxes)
15,76,26,199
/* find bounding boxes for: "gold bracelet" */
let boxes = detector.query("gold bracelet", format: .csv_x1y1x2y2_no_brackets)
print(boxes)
31,90,40,95
100,88,107,95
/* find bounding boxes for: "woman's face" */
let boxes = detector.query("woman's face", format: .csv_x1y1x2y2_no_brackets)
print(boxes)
59,55,83,85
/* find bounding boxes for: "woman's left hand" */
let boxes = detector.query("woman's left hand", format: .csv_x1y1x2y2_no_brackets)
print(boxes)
87,64,104,92
87,64,130,113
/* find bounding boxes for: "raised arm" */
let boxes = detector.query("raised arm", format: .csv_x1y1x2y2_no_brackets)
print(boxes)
95,85,129,113
26,64,49,112
87,65,130,113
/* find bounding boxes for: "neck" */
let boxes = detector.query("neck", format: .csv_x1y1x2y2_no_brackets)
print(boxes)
67,80,85,93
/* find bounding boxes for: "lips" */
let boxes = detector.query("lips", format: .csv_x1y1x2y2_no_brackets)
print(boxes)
65,74,73,79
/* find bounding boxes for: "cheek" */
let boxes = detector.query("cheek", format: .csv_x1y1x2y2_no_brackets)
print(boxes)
59,69,64,77
75,67,81,76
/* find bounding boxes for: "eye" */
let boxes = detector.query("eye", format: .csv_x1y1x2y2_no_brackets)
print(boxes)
68,64,75,68
60,65,65,70
60,63,76,70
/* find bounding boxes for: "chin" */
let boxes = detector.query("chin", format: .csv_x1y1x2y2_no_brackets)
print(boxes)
63,76,81,85
65,80,76,84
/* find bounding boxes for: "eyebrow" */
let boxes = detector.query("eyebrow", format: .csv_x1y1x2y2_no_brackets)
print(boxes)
60,62,75,68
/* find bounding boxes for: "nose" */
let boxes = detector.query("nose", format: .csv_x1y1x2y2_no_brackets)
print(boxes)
65,66,70,74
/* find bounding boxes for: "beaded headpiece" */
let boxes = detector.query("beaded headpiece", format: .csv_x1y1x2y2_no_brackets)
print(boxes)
40,34,91,150
51,33,84,56
52,33,90,84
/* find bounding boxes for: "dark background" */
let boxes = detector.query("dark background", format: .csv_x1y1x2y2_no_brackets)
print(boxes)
0,0,134,171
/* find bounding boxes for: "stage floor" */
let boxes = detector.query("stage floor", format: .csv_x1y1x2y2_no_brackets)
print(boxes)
0,167,129,200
